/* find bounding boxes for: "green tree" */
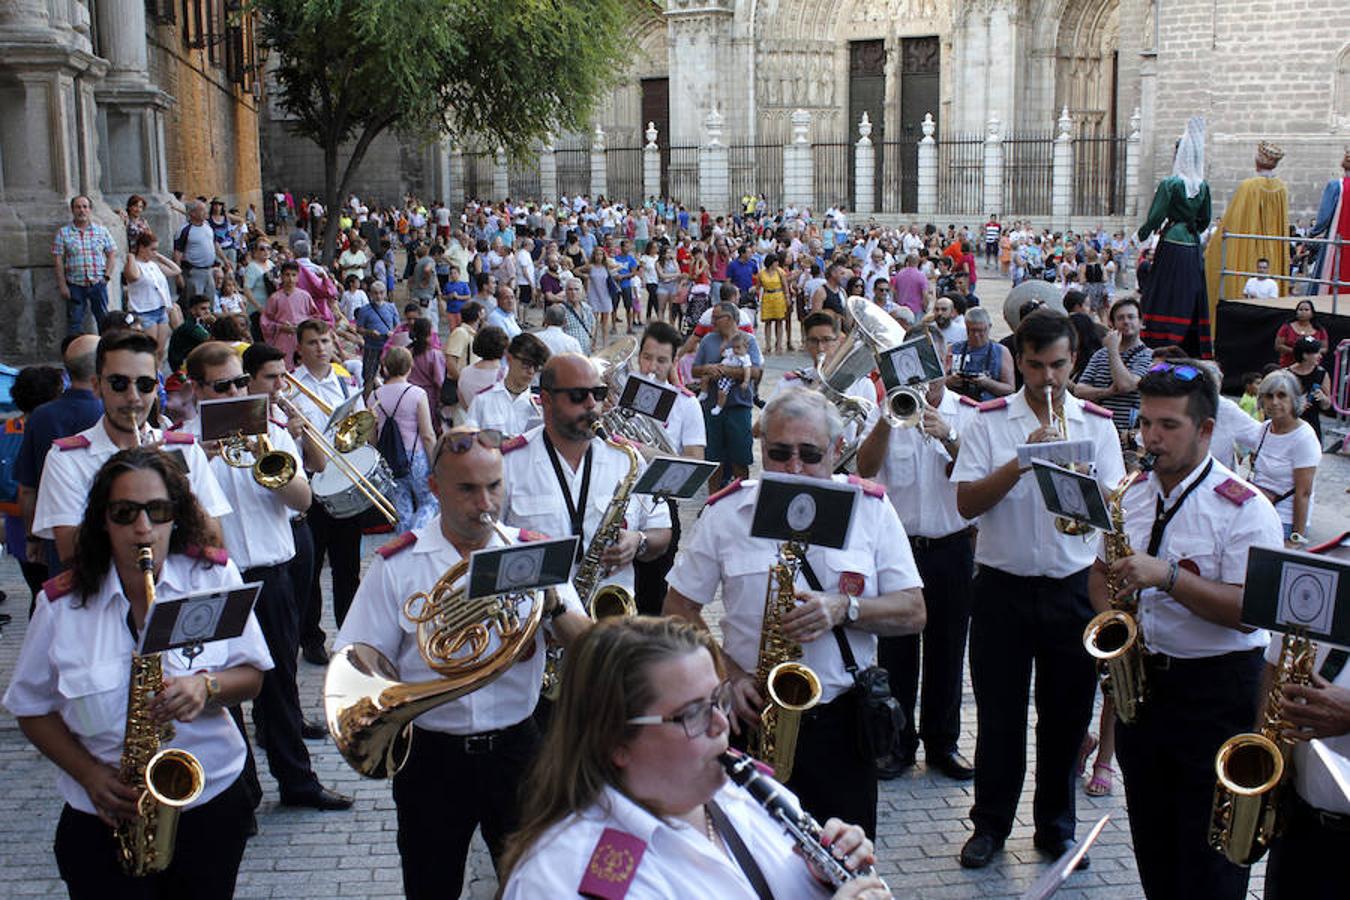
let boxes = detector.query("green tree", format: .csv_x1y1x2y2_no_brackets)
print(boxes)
253,0,630,262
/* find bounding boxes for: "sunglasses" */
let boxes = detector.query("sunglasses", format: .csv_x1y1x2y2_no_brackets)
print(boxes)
105,374,159,395
547,385,608,404
765,443,826,464
107,499,175,526
433,428,503,464
627,681,734,739
1148,362,1201,382
205,375,251,393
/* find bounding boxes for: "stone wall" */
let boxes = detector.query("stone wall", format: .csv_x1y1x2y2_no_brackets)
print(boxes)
259,118,433,211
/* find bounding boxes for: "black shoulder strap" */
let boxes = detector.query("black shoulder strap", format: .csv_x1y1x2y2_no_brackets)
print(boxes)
705,801,774,900
799,556,861,675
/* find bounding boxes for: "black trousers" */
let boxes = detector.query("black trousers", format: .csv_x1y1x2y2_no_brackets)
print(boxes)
968,565,1097,843
54,776,251,900
878,531,973,759
303,503,362,647
243,560,318,796
1115,648,1263,900
783,692,878,838
393,720,541,900
289,516,315,645
1264,793,1350,900
633,498,681,617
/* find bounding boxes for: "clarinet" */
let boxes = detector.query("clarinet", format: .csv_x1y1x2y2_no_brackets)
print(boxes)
719,750,884,888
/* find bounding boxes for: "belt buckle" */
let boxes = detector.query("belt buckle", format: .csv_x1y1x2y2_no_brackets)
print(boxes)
463,733,497,755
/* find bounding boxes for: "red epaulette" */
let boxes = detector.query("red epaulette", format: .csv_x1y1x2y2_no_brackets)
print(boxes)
1082,401,1113,419
1213,478,1256,506
1309,532,1350,555
185,544,229,566
677,384,695,397
53,435,91,451
162,431,196,445
517,529,550,542
377,532,418,558
783,371,801,381
475,383,496,395
42,570,76,602
848,474,887,499
578,827,647,899
502,434,528,453
977,397,1008,412
706,478,744,506
958,395,980,407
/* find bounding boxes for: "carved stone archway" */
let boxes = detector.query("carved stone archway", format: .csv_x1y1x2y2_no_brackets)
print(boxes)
1054,0,1120,137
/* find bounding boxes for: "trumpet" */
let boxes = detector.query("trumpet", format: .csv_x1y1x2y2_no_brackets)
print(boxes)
281,371,376,453
276,395,397,525
884,384,925,430
220,431,298,489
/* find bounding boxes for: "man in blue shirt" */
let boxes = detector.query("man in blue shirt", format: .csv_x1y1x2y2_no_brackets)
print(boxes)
691,302,763,490
613,240,639,331
725,244,759,303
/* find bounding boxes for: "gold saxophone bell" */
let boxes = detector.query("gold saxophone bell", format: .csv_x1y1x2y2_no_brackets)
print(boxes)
761,661,822,782
1084,609,1146,723
587,584,636,621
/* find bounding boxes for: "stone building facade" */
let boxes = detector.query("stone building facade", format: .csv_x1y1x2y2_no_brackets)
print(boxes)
1,0,263,363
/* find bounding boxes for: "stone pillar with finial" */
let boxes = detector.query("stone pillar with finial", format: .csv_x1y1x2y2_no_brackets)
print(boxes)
1052,106,1074,232
539,133,558,202
918,113,937,215
783,109,814,211
698,105,728,219
643,122,661,204
1125,107,1142,219
983,113,1004,217
854,112,875,216
590,124,607,199
493,146,509,200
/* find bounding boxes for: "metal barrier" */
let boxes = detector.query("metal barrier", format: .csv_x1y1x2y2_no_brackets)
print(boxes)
1002,133,1055,216
667,146,700,208
812,142,850,212
937,132,983,215
1218,231,1347,316
728,144,784,212
555,148,589,198
508,154,541,203
606,147,643,205
880,137,918,213
1330,338,1350,452
1072,136,1127,217
462,152,492,203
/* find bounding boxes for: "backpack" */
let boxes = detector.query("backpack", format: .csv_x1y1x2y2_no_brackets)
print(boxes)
375,387,413,479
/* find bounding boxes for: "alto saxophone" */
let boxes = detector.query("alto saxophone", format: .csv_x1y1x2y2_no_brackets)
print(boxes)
115,546,205,876
540,421,640,699
1208,629,1316,866
749,541,822,783
1082,468,1149,724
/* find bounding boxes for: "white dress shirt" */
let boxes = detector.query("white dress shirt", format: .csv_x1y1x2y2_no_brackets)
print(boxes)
867,388,977,539
1210,395,1264,471
1100,455,1282,658
503,782,829,899
501,426,671,598
663,389,707,453
335,520,583,734
3,554,273,813
1264,637,1350,814
667,476,922,703
288,363,363,460
535,325,583,358
183,417,306,569
951,389,1124,578
32,418,231,539
465,383,541,437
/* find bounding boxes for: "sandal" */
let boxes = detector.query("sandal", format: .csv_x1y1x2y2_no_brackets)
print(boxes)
1076,733,1098,778
1085,763,1114,797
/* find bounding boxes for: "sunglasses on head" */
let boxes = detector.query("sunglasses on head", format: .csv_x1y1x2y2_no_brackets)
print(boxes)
105,374,159,395
107,499,175,526
547,385,608,404
205,375,251,393
433,428,503,464
1148,362,1201,382
765,443,826,464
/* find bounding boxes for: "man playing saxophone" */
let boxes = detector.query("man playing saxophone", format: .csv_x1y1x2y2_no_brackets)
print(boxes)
335,427,590,900
1088,361,1281,899
664,388,926,838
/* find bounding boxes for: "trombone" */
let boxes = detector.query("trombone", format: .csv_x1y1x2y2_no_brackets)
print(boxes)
276,395,398,525
281,372,377,453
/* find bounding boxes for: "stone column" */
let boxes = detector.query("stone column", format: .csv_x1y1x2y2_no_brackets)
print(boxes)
663,1,735,145
539,135,558,202
854,113,875,216
783,109,813,211
1125,107,1142,219
590,125,607,199
917,114,937,216
698,106,729,220
643,122,661,204
493,146,509,200
982,113,1004,217
448,145,466,211
1051,106,1074,232
431,137,452,206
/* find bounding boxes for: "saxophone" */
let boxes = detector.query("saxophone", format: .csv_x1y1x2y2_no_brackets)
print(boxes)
115,546,206,876
1208,628,1316,866
749,541,822,783
1082,468,1148,725
540,421,640,699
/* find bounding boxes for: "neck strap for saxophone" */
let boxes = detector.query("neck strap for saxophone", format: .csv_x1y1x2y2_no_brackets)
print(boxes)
1147,458,1213,556
542,432,593,563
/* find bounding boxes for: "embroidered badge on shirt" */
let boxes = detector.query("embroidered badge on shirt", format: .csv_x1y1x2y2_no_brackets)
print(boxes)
1213,478,1255,506
501,434,528,454
42,570,76,602
578,828,646,899
839,571,866,597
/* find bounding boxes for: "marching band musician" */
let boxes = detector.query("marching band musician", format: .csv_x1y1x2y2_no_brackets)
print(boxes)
499,617,891,899
4,448,271,899
630,320,706,616
1092,361,1282,898
32,329,232,569
334,427,591,900
464,332,550,436
766,312,876,407
287,318,366,664
664,388,926,838
951,310,1125,870
500,354,673,605
183,342,352,812
855,326,979,781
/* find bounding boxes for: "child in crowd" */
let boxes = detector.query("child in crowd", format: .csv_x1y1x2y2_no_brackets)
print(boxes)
340,273,369,320
709,330,752,416
1239,371,1263,419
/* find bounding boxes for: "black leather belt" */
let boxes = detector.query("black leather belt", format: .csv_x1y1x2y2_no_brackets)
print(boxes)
1143,647,1262,672
910,528,971,551
1294,792,1350,832
413,719,534,755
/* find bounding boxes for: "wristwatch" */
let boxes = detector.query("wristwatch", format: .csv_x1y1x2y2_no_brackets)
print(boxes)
1288,532,1309,546
941,426,959,445
846,595,861,623
200,673,221,705
635,531,650,560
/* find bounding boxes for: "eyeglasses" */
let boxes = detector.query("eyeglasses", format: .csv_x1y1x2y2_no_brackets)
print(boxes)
627,682,733,739
765,443,826,464
547,385,608,404
105,374,159,395
205,375,251,393
1148,362,1201,382
433,428,504,464
107,499,175,526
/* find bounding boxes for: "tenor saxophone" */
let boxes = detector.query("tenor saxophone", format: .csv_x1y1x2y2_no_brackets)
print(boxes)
749,541,822,783
115,546,205,876
1082,468,1148,724
1208,629,1316,866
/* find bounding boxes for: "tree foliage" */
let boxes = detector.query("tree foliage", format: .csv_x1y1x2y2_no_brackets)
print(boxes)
252,0,631,259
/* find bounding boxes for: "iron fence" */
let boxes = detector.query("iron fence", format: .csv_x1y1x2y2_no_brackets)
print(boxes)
728,144,784,212
462,151,492,203
666,146,700,208
555,148,589,199
606,147,643,205
1002,133,1055,217
880,132,919,213
1073,136,1127,218
937,132,983,215
813,143,851,213
508,154,541,202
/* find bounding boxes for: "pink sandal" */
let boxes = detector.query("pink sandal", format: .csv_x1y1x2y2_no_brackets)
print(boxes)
1085,763,1114,796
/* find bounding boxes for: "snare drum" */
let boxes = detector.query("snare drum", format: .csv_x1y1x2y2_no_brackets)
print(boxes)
312,445,396,520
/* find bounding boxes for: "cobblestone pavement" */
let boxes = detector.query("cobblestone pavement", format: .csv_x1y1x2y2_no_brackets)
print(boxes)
3,271,1344,897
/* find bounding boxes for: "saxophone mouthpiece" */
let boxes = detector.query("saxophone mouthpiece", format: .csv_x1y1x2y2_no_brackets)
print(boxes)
137,545,154,570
